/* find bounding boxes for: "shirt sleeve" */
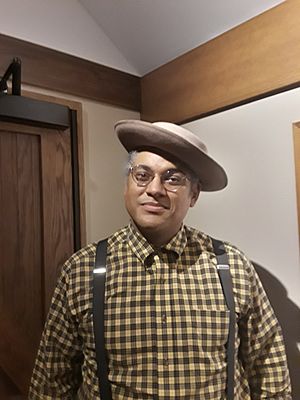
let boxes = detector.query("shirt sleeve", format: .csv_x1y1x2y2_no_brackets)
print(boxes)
28,261,83,399
237,256,292,399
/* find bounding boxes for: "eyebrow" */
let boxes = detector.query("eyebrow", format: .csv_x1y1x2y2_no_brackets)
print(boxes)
134,164,183,174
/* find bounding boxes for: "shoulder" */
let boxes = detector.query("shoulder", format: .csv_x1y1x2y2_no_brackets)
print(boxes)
185,225,257,289
214,240,263,312
185,226,253,268
62,226,129,275
62,243,97,277
222,241,256,280
56,227,128,315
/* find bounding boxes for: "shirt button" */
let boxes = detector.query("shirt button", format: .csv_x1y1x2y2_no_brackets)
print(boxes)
163,357,169,366
147,268,154,275
162,313,167,323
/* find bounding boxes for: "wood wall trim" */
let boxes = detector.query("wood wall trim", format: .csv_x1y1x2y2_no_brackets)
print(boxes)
141,0,300,123
0,34,141,112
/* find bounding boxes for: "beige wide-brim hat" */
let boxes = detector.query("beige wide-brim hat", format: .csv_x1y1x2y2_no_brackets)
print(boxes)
115,119,228,192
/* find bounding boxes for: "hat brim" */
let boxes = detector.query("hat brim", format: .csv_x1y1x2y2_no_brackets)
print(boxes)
115,120,227,192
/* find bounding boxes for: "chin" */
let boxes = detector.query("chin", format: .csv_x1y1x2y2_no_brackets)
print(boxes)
138,221,162,231
133,217,164,232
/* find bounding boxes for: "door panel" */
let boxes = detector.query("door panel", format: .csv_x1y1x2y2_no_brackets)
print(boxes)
0,121,74,397
41,128,74,313
0,367,24,400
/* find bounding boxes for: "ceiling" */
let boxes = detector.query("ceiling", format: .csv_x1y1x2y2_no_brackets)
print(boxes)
78,0,284,76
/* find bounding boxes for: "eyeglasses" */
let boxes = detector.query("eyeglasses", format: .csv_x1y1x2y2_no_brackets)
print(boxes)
129,165,189,192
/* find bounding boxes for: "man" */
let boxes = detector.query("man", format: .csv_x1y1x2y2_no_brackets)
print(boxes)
29,120,291,399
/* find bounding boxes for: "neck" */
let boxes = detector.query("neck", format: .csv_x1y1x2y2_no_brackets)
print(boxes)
144,232,170,247
134,223,181,247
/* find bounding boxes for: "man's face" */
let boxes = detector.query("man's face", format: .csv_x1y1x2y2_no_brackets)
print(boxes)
124,151,200,245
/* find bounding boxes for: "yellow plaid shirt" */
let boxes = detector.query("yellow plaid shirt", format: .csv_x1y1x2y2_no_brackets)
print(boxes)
29,223,291,399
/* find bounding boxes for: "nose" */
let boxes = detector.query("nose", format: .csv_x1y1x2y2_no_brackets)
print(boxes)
145,175,166,196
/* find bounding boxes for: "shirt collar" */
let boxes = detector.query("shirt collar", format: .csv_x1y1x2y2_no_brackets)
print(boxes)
163,224,187,257
126,221,187,265
127,221,154,264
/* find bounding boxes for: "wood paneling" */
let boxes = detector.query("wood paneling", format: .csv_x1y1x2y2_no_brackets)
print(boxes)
0,314,34,394
0,127,42,396
0,34,141,111
141,0,300,123
0,129,43,394
0,368,24,399
0,121,75,397
41,128,74,313
0,89,85,396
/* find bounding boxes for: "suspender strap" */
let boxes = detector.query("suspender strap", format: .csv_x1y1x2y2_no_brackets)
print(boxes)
211,238,236,400
93,239,112,400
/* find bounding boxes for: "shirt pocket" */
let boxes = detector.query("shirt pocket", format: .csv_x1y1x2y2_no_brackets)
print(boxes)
190,309,230,353
185,309,230,382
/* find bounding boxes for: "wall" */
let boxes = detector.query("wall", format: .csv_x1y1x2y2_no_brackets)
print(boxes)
185,88,300,307
82,99,138,242
184,88,300,396
0,0,138,75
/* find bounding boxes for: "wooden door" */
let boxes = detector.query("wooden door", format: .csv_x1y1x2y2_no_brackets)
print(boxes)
0,120,75,398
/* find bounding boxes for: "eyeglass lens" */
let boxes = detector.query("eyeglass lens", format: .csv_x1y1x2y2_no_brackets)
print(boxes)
130,165,187,191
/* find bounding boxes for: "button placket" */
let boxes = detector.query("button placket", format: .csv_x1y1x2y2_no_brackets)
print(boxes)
154,252,171,398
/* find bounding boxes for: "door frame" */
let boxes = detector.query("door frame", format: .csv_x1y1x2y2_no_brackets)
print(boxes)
21,89,87,246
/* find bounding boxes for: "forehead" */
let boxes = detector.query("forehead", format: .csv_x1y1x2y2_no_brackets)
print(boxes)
132,151,179,171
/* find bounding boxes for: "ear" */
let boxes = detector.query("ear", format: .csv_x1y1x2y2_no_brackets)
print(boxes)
190,181,201,207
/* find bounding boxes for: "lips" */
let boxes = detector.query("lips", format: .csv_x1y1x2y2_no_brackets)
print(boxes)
141,201,169,212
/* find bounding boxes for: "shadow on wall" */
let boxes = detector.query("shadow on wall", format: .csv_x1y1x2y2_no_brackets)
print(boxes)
253,263,300,400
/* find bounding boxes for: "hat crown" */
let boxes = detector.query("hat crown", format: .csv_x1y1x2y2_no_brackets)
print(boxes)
153,122,208,154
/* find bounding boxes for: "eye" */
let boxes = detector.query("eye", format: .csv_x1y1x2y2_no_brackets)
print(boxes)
133,168,152,182
164,171,185,186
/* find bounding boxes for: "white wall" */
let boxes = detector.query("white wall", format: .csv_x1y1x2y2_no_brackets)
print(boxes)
82,100,138,242
184,88,300,307
0,0,138,75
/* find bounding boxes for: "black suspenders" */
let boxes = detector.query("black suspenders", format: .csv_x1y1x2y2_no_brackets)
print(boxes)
211,238,236,400
93,238,235,400
93,239,111,400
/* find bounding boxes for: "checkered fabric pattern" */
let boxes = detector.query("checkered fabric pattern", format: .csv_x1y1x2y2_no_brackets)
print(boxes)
29,223,291,399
